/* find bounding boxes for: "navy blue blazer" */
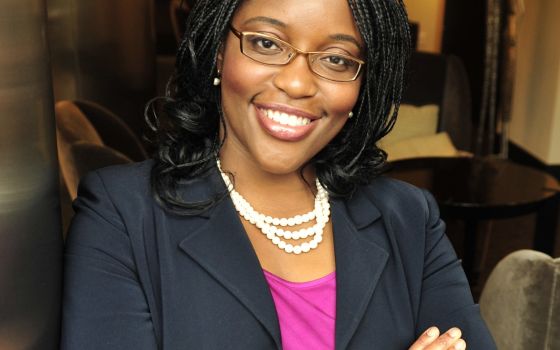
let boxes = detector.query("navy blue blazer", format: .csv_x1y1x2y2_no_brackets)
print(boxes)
62,160,496,349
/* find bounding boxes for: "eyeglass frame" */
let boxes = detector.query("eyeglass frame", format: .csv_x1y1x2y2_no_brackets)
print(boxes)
229,26,365,82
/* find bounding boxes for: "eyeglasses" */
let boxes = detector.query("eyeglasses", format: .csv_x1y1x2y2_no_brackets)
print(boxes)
229,26,365,82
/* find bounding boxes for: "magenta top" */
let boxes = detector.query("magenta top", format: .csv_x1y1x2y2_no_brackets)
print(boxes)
263,270,336,350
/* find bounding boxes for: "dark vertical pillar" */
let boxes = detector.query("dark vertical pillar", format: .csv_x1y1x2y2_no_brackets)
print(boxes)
441,0,487,127
0,1,62,349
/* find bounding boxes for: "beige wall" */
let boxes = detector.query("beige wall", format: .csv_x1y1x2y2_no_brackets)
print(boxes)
404,0,446,53
549,65,560,163
509,0,560,164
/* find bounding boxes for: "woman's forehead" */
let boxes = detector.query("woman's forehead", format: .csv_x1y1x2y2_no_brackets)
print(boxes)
233,0,354,21
234,0,354,25
232,0,363,44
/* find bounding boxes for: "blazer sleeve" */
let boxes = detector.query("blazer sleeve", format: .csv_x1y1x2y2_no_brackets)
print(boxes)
415,189,496,349
61,171,158,350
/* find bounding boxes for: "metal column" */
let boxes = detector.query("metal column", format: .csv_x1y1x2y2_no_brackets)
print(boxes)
0,1,62,349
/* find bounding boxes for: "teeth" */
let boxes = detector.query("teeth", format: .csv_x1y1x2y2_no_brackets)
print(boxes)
262,109,312,127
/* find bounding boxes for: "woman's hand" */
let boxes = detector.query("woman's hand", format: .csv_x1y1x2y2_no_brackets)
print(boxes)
409,327,466,350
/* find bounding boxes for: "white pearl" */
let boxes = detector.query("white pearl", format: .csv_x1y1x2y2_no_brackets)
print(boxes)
216,159,330,255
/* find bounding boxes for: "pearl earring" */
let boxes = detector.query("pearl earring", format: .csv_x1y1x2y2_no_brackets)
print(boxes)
348,111,354,119
213,69,221,86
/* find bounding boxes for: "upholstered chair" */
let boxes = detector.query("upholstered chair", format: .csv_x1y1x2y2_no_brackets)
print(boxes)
73,100,147,161
479,249,560,349
55,100,135,236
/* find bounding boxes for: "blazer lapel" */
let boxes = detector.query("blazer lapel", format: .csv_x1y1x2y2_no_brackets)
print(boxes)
332,191,389,350
174,171,282,348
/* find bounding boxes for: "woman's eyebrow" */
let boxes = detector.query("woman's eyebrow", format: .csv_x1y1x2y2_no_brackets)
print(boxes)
329,33,363,50
243,16,286,28
241,17,362,50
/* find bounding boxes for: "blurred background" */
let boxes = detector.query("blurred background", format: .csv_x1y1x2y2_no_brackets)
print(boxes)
0,0,558,348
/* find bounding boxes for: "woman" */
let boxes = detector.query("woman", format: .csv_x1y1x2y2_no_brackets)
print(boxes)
62,0,496,349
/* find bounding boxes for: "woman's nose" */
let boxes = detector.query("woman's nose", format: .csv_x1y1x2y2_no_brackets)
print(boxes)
272,55,318,99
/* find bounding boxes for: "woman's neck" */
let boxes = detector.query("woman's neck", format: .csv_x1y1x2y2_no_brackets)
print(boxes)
217,152,317,217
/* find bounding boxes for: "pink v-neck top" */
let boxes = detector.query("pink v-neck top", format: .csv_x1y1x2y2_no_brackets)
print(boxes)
263,270,336,350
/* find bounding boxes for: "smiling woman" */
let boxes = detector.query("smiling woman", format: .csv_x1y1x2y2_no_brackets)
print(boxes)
61,0,497,349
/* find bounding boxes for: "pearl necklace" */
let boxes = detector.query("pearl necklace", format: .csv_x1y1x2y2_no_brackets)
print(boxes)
216,159,330,254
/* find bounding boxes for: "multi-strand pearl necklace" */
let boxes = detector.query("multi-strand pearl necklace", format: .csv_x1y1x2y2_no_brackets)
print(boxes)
217,159,330,254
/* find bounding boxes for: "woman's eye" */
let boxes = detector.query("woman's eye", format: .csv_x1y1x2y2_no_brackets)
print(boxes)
258,38,277,49
326,56,348,66
248,36,282,52
327,56,341,64
320,55,354,71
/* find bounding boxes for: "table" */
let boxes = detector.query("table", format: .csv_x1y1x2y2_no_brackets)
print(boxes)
387,156,560,282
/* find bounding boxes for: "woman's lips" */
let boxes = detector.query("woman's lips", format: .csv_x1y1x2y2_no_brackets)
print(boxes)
254,104,319,142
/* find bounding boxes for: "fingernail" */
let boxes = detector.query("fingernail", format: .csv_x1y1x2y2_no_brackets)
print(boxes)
426,327,438,337
448,328,461,338
454,339,466,349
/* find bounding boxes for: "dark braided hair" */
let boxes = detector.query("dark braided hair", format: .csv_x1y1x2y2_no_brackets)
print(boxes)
146,0,411,214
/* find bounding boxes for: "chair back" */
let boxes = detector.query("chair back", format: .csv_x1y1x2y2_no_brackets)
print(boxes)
479,249,560,349
403,52,473,151
55,101,133,234
73,100,148,161
55,100,103,146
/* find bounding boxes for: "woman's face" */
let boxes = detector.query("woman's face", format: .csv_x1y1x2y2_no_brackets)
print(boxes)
218,0,364,175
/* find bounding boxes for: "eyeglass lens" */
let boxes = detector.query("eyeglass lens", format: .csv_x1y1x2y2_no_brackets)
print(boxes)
240,33,361,81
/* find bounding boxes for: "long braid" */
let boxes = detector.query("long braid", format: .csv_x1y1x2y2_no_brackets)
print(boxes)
147,0,243,214
315,0,410,196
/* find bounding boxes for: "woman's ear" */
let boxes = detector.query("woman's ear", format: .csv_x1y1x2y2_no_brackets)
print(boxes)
216,43,224,72
213,44,225,86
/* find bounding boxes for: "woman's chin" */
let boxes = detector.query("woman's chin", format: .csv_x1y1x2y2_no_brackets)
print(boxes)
253,156,310,177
